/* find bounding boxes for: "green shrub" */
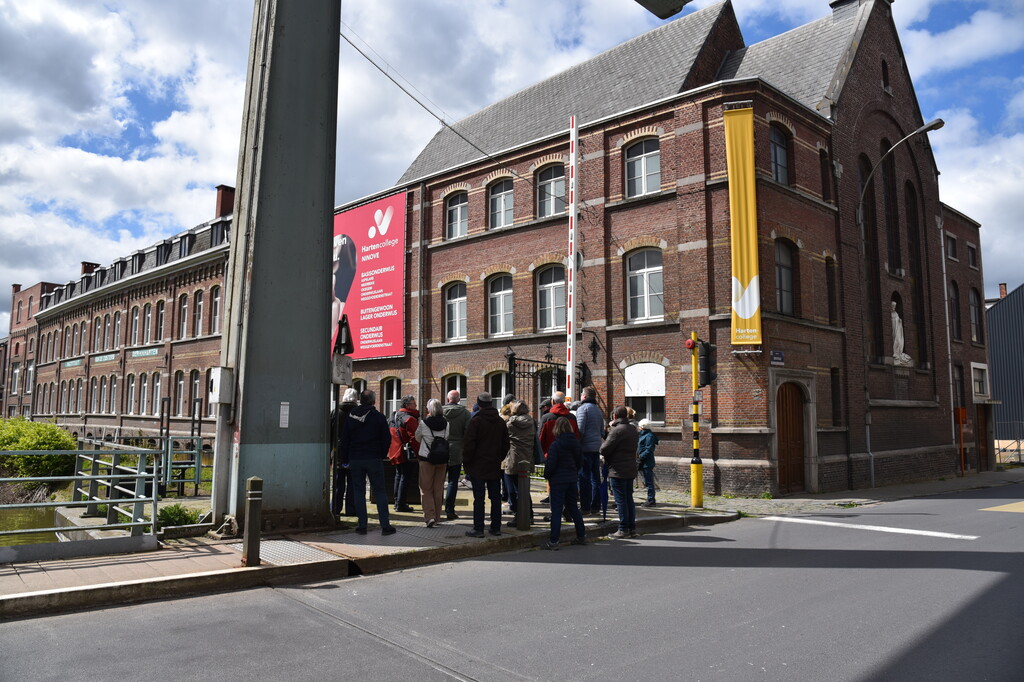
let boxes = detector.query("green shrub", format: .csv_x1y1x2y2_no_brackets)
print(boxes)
157,503,201,529
0,418,77,480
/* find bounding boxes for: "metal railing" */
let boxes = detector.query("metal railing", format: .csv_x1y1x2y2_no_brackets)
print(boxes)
1,446,160,540
995,420,1023,465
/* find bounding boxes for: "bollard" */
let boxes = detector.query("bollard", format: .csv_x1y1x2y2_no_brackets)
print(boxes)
516,461,531,531
241,476,263,567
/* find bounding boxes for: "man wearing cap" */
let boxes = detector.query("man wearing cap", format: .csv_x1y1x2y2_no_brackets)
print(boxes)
462,392,510,537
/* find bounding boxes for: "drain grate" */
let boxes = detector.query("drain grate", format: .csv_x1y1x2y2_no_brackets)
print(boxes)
228,539,343,565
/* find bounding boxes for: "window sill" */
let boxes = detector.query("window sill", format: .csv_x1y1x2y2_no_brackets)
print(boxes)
425,329,564,350
606,319,676,332
428,213,568,250
605,189,676,211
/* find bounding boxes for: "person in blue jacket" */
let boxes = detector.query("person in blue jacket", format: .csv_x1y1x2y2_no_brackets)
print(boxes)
542,417,588,550
637,418,659,507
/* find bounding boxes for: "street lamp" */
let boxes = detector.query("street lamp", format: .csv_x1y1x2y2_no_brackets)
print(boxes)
855,117,943,488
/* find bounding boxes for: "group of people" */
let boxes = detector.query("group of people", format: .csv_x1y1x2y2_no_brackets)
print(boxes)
331,385,659,549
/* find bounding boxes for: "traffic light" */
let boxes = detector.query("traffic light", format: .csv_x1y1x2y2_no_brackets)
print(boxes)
698,340,717,387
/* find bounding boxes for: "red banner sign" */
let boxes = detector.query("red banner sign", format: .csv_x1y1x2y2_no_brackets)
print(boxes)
332,192,407,360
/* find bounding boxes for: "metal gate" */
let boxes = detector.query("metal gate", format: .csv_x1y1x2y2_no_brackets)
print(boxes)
505,347,592,408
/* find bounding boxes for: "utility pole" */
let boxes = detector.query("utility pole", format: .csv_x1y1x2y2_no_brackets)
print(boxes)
211,0,340,530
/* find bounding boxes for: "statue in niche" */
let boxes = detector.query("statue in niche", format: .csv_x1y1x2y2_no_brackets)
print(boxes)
891,301,913,367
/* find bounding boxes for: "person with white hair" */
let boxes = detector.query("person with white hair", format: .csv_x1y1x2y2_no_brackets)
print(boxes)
415,398,450,527
637,418,659,507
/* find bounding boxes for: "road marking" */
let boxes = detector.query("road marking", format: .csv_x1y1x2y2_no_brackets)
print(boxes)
761,516,979,540
980,501,1024,513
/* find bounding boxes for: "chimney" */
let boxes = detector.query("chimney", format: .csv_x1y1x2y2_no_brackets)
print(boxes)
81,262,100,275
215,184,236,218
1000,283,1007,299
12,284,21,294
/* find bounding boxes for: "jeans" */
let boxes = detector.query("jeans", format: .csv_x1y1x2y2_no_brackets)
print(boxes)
444,464,461,513
470,476,502,533
608,477,636,533
548,479,586,544
349,459,391,530
640,467,656,503
578,452,601,512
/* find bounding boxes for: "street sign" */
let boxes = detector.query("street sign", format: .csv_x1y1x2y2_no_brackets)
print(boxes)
693,389,703,403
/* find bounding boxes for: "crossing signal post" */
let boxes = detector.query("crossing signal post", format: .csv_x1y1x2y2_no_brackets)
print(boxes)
684,333,703,508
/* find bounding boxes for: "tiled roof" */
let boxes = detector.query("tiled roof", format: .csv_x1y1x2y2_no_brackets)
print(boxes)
397,0,733,185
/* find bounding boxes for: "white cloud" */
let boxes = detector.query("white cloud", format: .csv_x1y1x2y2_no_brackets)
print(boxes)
902,6,1024,79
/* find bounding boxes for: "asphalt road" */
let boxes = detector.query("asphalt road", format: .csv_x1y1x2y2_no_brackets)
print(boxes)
2,484,1021,681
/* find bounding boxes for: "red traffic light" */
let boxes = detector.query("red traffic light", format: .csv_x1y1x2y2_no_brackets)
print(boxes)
684,338,697,349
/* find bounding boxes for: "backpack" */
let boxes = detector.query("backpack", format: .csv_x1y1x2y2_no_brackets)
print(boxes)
426,428,450,465
387,412,411,465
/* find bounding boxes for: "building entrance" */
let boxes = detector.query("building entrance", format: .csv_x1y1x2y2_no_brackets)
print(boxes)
776,382,806,494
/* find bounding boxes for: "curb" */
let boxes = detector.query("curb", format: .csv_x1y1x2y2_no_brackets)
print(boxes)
1,510,738,620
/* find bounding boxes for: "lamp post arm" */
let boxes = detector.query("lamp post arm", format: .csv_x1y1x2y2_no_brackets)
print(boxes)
856,118,943,228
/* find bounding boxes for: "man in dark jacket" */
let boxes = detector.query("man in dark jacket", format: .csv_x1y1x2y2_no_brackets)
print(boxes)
442,390,471,520
462,392,510,537
391,395,420,512
600,406,640,538
339,390,396,535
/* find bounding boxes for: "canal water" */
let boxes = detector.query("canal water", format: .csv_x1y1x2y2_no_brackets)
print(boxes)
0,506,59,546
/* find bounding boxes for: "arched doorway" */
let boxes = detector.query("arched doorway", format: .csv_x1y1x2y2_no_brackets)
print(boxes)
777,382,805,494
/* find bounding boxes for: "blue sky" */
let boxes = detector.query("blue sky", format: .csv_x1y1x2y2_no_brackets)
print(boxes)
1,0,1022,333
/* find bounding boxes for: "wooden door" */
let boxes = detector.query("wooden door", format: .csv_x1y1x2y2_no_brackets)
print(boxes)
777,382,805,494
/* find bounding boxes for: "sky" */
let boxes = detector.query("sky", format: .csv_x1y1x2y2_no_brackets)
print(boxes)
1,0,1022,334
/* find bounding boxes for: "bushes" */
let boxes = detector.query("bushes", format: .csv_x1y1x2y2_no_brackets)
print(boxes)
0,417,77,480
157,503,201,528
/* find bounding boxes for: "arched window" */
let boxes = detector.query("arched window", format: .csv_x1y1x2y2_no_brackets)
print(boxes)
100,376,108,413
112,312,121,348
143,303,152,343
445,192,468,239
488,275,513,336
193,290,204,337
152,372,162,416
190,370,202,417
175,371,185,416
210,287,221,334
443,374,467,402
90,377,99,413
969,288,984,344
948,281,962,341
859,155,884,360
93,317,102,351
537,265,566,331
178,295,189,339
627,249,664,321
15,301,22,323
625,138,660,197
130,306,140,345
769,125,791,185
819,149,832,202
59,381,66,413
79,321,87,354
126,375,136,414
625,362,666,423
156,300,165,340
72,323,79,355
27,296,32,318
488,179,514,229
825,257,839,325
103,314,111,350
139,374,149,415
537,165,566,217
109,376,117,414
207,368,216,416
775,239,798,316
881,60,890,90
382,377,401,418
444,282,467,341
880,139,902,272
76,379,83,413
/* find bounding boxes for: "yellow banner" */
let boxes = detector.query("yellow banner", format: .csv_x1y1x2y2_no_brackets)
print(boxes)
724,108,762,345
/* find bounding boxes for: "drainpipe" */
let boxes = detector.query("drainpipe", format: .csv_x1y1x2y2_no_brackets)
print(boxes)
936,214,957,445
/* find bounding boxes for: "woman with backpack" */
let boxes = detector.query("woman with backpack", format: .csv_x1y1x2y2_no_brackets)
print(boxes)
415,398,450,527
542,417,588,550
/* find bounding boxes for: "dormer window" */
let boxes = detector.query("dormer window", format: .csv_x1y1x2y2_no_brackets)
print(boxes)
156,242,172,266
179,234,195,258
132,252,145,274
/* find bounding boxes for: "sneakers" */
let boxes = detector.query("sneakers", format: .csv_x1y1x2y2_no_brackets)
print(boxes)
629,531,640,538
381,526,397,536
612,530,630,538
465,529,485,538
570,536,589,546
426,519,436,528
641,501,657,508
542,540,560,550
445,511,460,520
540,497,550,504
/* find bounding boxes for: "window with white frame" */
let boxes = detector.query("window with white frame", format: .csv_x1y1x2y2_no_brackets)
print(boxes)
625,138,660,197
10,363,19,394
443,374,467,402
489,179,514,229
130,307,140,345
210,287,221,334
537,165,566,218
487,372,510,402
103,315,111,350
537,265,566,331
969,288,984,344
152,373,161,415
178,295,188,339
156,301,165,340
99,376,108,413
624,362,666,423
382,378,401,418
109,376,117,414
191,370,202,417
143,304,152,343
488,275,513,336
193,291,204,337
627,249,664,321
445,282,467,341
113,312,121,348
971,364,989,399
139,374,149,415
446,192,468,239
126,375,135,414
175,371,185,416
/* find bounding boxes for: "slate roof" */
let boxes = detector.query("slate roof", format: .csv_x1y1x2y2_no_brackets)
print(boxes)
717,0,865,113
397,0,733,185
397,0,868,186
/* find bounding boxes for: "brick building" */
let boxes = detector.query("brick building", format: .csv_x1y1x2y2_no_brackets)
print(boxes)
1,186,234,440
338,0,991,494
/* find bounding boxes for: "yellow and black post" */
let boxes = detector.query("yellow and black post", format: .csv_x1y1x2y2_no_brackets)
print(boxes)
688,332,703,508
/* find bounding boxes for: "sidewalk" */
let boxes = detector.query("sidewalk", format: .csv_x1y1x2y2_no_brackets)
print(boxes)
3,468,1021,620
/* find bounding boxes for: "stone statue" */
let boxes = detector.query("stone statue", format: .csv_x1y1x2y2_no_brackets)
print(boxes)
891,301,913,367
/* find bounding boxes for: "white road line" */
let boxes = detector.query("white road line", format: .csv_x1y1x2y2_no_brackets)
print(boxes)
760,516,979,540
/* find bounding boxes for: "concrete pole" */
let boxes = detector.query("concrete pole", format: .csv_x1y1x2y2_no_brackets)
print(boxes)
212,0,340,530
